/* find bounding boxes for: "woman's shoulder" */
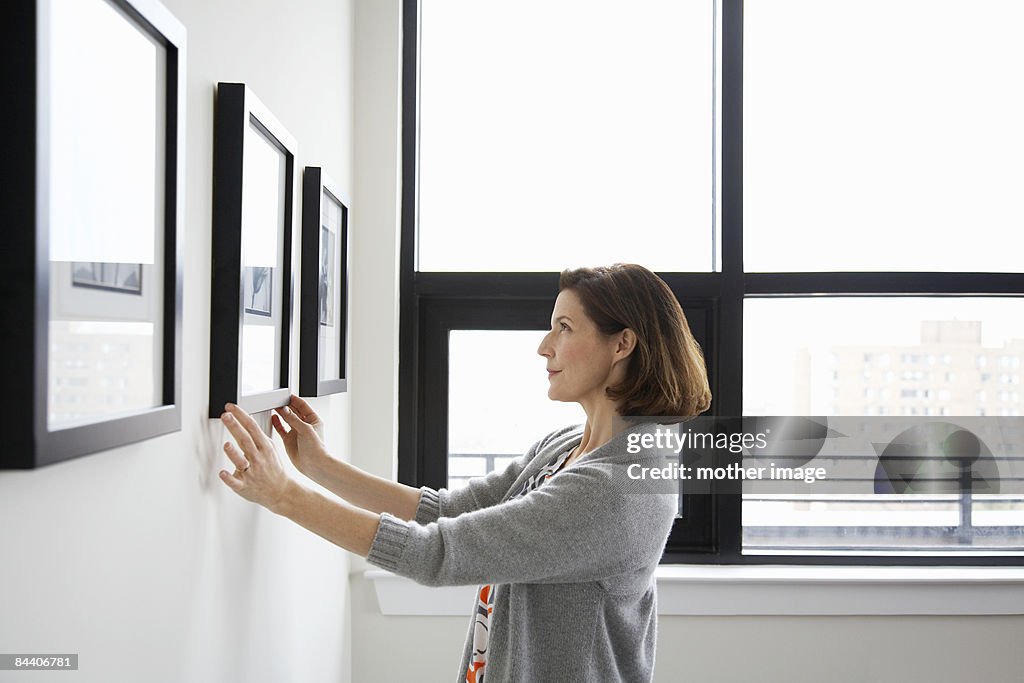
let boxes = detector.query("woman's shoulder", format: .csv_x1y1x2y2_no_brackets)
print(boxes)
535,423,585,454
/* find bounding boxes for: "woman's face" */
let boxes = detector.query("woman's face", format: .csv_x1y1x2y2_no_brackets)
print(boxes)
537,289,626,406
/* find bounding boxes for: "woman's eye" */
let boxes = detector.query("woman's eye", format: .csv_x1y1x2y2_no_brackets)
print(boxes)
559,322,570,331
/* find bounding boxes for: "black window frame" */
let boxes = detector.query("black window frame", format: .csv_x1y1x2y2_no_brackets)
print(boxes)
398,0,1024,566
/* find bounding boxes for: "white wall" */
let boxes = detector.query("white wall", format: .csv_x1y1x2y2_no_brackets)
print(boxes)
0,1,354,681
346,2,1024,682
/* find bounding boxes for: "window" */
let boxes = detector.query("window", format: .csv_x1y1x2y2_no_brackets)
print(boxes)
401,0,1024,565
416,0,716,272
744,298,1024,555
744,1,1024,273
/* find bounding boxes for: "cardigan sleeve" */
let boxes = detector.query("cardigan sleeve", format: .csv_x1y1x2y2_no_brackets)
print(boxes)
410,425,578,524
366,460,677,587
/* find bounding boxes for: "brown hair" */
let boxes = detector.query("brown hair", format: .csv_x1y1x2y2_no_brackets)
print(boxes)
558,264,711,417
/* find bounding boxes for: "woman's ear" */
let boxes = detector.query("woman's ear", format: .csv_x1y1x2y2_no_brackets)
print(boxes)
615,328,637,360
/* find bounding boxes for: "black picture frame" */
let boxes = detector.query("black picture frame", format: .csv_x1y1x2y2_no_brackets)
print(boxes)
209,82,297,417
299,167,349,397
1,0,186,469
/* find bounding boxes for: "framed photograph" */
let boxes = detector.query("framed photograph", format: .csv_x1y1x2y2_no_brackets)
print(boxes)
242,266,273,317
1,0,186,469
209,82,297,417
72,262,143,295
299,168,349,397
319,227,334,326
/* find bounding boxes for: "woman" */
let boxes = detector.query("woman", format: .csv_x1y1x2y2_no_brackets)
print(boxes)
218,263,711,682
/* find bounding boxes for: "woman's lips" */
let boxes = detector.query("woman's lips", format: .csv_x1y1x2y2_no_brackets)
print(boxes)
547,370,561,379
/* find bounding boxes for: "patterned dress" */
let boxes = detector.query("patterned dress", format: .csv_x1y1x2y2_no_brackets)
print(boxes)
465,446,576,683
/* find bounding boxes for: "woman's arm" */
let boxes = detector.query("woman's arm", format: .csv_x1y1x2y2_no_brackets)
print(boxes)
272,396,571,523
218,401,674,581
218,403,383,556
302,454,423,522
271,479,381,558
366,462,679,587
270,396,422,521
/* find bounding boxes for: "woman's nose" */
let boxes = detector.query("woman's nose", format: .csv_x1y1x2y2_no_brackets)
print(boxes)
537,332,552,357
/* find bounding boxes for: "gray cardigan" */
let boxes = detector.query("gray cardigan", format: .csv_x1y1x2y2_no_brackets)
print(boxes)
366,422,678,682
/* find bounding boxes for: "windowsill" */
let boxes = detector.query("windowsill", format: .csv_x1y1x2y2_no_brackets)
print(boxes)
365,565,1024,616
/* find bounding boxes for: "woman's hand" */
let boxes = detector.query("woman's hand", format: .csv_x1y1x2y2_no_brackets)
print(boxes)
270,394,330,476
218,403,293,512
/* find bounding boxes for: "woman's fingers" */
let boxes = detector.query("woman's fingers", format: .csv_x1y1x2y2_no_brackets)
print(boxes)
289,394,320,423
219,470,243,491
270,412,289,439
221,410,258,457
223,441,250,471
224,403,266,446
276,404,309,432
216,405,293,509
